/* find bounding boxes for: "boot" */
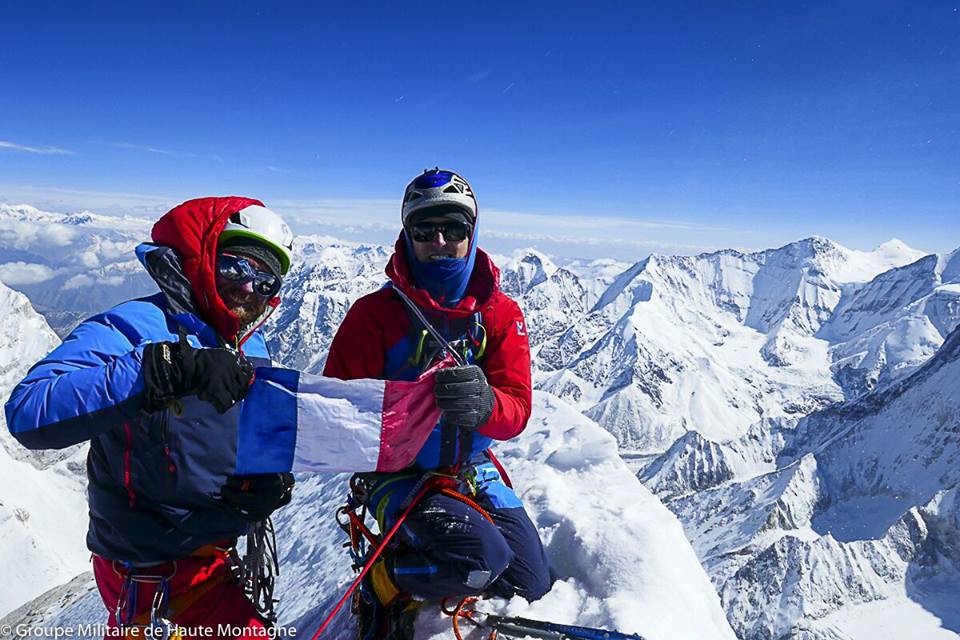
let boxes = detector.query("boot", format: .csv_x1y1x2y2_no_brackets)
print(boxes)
355,557,420,640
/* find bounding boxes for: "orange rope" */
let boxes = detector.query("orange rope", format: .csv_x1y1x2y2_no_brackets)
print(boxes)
438,488,495,526
441,596,498,640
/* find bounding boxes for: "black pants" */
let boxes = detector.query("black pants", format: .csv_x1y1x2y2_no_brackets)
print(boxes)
389,491,552,601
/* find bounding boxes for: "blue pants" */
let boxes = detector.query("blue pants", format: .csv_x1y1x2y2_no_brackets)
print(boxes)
388,490,552,601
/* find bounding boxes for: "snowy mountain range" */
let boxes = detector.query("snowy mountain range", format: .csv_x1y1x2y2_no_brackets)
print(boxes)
1,202,958,639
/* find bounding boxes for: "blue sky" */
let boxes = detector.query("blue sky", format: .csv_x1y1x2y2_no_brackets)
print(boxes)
1,1,958,259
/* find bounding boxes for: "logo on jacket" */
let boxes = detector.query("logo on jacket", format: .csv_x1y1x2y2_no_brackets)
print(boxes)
515,321,526,336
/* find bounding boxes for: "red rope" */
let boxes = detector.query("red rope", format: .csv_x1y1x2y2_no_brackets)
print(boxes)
485,450,513,489
310,478,442,639
348,511,380,547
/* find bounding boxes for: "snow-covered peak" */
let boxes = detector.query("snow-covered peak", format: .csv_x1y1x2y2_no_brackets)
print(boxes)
817,237,927,284
498,248,558,298
654,323,960,639
0,281,88,617
874,237,918,257
937,247,960,283
0,203,151,232
0,282,60,395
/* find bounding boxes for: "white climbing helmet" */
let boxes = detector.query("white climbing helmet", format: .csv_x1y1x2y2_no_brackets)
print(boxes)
401,168,478,227
219,205,294,275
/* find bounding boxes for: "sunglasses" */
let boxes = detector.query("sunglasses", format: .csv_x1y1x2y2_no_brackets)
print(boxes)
216,253,282,297
409,221,471,243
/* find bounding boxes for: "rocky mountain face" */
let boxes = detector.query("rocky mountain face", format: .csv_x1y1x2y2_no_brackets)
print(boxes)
264,240,392,373
532,237,957,454
0,281,88,617
644,324,960,639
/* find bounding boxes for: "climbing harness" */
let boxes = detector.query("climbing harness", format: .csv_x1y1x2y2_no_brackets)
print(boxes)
112,550,230,639
312,468,496,639
310,474,441,639
111,527,279,638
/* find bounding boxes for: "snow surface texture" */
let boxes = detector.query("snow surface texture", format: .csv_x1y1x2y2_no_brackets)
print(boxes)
0,281,89,617
532,237,955,454
1,392,737,640
653,326,960,639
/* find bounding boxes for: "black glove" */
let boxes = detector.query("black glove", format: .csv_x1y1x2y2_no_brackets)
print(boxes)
434,365,496,431
142,337,255,413
219,473,295,522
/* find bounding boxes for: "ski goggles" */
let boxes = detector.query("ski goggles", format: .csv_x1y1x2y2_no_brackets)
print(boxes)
409,220,472,243
412,170,457,189
216,253,283,297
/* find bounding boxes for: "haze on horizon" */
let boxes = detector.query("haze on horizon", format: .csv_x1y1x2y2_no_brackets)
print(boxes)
1,2,958,260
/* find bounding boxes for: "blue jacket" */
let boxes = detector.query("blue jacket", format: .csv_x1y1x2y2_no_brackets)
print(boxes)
4,202,275,562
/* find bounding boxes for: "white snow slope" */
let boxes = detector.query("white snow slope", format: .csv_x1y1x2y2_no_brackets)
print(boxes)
658,325,960,639
0,281,89,617
534,237,955,454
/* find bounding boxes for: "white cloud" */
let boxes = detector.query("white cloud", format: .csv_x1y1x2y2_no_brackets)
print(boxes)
0,186,177,218
98,275,126,287
107,141,175,155
46,224,77,246
79,251,100,268
1,191,742,261
271,198,731,258
97,238,139,260
96,141,222,162
481,229,716,253
0,140,74,156
0,262,56,285
60,273,127,290
63,274,94,290
0,220,77,249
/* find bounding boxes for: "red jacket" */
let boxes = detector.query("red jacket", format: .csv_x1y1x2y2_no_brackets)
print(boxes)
324,235,532,441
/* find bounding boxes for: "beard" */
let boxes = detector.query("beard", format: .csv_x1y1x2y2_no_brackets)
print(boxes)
218,286,269,330
230,300,267,328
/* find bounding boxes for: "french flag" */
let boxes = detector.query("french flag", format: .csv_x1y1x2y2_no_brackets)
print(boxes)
235,368,440,474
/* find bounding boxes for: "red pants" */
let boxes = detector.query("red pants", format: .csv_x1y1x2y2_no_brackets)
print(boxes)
92,553,268,639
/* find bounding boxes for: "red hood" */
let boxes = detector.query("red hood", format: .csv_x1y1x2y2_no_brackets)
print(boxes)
385,232,500,317
151,196,265,342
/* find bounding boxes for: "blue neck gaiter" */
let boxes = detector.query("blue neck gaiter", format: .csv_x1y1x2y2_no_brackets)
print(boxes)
403,221,478,307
